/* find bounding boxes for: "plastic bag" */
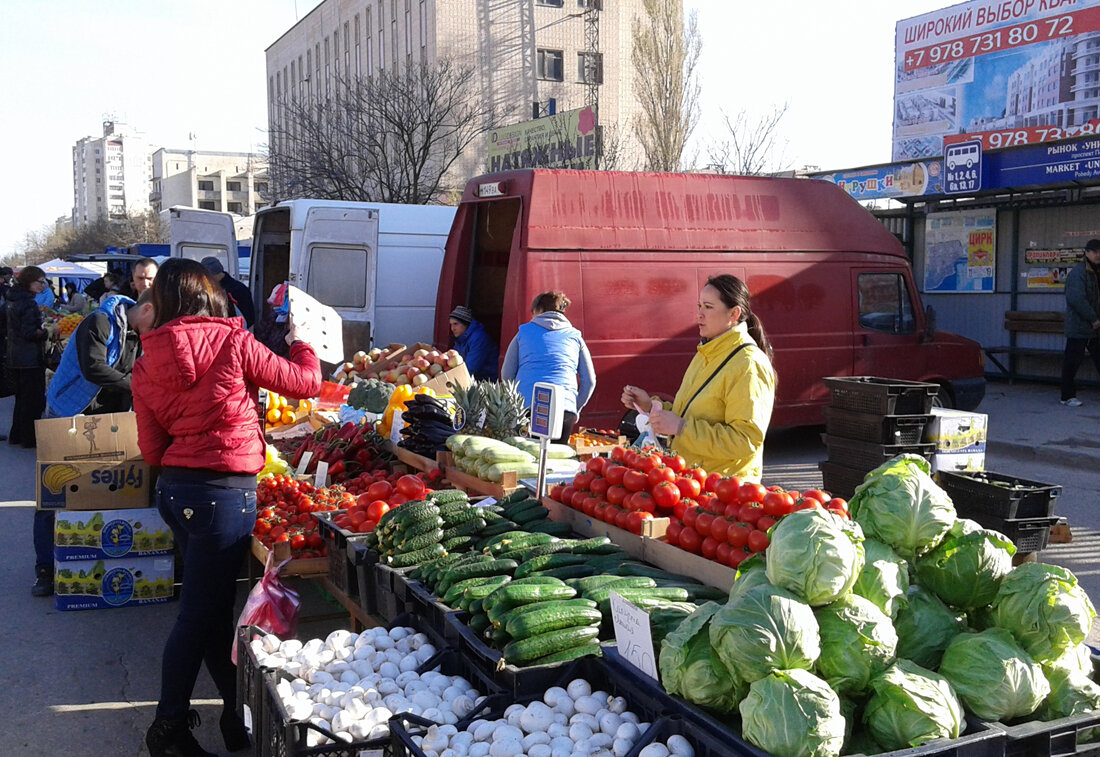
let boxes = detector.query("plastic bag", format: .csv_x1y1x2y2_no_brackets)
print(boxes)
232,553,301,665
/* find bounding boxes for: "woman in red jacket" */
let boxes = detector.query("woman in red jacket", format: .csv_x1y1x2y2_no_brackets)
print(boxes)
133,258,322,757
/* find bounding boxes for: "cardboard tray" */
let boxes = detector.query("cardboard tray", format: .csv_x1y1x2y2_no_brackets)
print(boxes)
544,495,668,560
641,536,739,593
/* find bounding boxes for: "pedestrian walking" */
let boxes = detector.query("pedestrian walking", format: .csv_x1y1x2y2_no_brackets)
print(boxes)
1061,238,1100,406
2,266,48,447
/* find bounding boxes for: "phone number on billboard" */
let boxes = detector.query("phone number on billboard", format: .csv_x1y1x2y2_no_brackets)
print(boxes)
904,9,1100,71
944,120,1100,150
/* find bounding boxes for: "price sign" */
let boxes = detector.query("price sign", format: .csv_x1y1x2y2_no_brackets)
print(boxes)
295,451,313,476
609,590,658,681
315,460,329,489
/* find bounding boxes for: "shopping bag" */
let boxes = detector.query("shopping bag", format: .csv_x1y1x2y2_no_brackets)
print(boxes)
232,552,301,665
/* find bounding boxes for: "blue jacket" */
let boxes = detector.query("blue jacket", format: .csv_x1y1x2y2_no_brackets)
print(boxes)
1065,259,1100,339
501,312,595,415
47,295,134,416
455,319,499,381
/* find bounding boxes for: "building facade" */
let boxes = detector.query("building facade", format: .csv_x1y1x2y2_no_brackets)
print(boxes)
265,0,651,194
72,121,150,226
150,148,269,215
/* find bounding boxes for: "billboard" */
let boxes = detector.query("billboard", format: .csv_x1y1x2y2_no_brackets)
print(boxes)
813,159,946,201
923,208,997,293
894,0,1100,162
486,106,599,173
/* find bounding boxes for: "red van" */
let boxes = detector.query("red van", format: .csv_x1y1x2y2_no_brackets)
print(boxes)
434,169,985,429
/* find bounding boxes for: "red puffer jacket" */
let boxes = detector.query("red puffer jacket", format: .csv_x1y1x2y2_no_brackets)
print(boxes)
132,316,322,473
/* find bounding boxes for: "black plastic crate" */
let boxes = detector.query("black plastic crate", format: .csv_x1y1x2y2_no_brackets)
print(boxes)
823,406,932,445
373,563,407,623
236,625,273,757
349,542,379,617
974,514,1060,554
818,460,868,501
313,511,373,600
403,577,463,644
992,710,1100,756
823,433,935,472
824,376,939,415
937,470,1061,520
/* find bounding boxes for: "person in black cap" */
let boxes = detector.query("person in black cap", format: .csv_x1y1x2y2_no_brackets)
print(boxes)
448,305,499,381
1061,238,1100,406
201,256,255,328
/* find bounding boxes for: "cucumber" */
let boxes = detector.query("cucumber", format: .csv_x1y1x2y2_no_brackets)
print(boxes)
505,602,603,639
498,540,575,562
399,528,444,553
468,613,491,635
503,625,601,665
443,574,511,606
479,519,522,538
398,516,444,541
594,593,695,618
568,537,619,555
486,532,555,555
573,576,658,595
530,642,602,666
429,489,469,504
508,504,550,525
394,500,440,525
441,507,482,526
490,628,512,647
525,520,574,537
616,562,702,584
500,489,534,505
502,498,539,518
479,509,507,524
482,577,568,614
468,598,485,614
441,518,486,540
441,535,477,553
443,558,518,585
389,542,446,568
514,553,590,579
585,586,691,605
529,564,597,581
486,581,577,614
377,505,403,530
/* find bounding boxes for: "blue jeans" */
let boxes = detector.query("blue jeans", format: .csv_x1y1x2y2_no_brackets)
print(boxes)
33,510,55,574
155,479,256,720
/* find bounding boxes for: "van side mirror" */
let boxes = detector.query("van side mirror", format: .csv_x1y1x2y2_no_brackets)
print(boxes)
923,304,937,342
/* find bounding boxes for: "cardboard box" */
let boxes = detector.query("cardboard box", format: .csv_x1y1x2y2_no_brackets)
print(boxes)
924,408,988,453
54,507,173,562
35,412,154,510
932,451,986,474
54,555,175,611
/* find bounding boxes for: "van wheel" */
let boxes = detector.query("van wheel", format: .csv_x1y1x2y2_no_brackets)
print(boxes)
932,384,954,409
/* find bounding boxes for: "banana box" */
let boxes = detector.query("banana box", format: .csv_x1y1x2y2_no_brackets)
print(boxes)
923,408,988,454
53,556,174,611
54,507,173,562
35,412,154,510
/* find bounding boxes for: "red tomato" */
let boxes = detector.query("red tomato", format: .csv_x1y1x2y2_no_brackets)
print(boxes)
365,500,390,521
395,474,425,498
622,470,649,493
635,454,661,473
558,485,577,505
366,480,394,501
666,519,684,546
674,476,702,500
704,472,724,493
615,507,633,530
714,477,742,504
715,541,734,566
756,516,778,533
682,505,701,530
626,511,653,535
646,466,676,488
651,481,681,512
582,495,604,516
632,492,656,513
747,529,771,553
695,512,716,538
739,503,764,526
573,471,595,491
611,446,628,463
696,495,722,513
549,484,566,502
589,476,610,497
605,485,629,507
571,490,590,510
826,498,849,518
727,522,752,548
672,498,690,521
586,456,607,474
306,532,324,550
689,467,708,485
348,510,369,527
603,464,627,486
709,517,733,543
623,449,638,468
354,520,375,534
803,488,832,504
762,490,794,518
678,527,703,554
738,482,767,505
289,533,307,550
723,503,742,519
793,496,822,511
387,493,409,507
254,519,272,535
728,546,751,568
661,455,686,473
701,536,720,560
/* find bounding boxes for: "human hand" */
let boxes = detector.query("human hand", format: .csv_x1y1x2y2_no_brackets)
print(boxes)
621,385,650,411
647,399,685,436
284,314,304,346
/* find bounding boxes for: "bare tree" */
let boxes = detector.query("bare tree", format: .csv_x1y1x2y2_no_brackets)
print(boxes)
631,0,702,172
267,59,509,205
15,210,165,265
707,104,791,176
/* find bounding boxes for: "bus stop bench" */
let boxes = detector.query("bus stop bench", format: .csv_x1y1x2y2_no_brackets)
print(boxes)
983,311,1064,374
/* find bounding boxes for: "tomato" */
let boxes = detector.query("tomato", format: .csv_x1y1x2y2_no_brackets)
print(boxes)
682,505,701,530
605,485,629,507
674,476,702,500
803,488,832,504
589,476,610,497
594,501,614,521
747,529,770,553
715,541,734,566
395,474,425,498
615,507,633,530
666,520,683,546
696,495,722,513
623,449,638,468
678,526,703,554
651,481,681,512
660,455,686,474
631,492,656,514
689,467,708,485
573,471,595,491
354,520,375,533
762,490,794,518
709,517,733,543
549,484,566,502
727,522,752,548
365,500,390,522
626,511,652,535
387,493,409,506
723,503,742,519
366,480,394,501
704,472,724,493
714,477,741,504
603,464,627,486
611,446,628,463
289,533,307,550
635,454,660,473
728,546,751,568
254,519,271,535
826,498,849,518
646,466,676,488
738,482,767,505
582,495,603,516
739,503,764,526
701,536,719,560
306,532,324,550
756,516,778,533
622,470,648,493
348,509,369,527
793,496,822,511
586,456,607,475
695,512,716,538
672,498,690,521
571,489,590,510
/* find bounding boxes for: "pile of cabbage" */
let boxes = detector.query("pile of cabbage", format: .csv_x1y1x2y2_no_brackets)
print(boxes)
657,455,1099,757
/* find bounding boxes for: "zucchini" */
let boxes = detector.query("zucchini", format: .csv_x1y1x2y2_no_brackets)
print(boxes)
503,625,601,665
389,542,446,568
505,602,603,639
529,564,597,581
514,553,590,579
399,528,444,553
531,642,602,666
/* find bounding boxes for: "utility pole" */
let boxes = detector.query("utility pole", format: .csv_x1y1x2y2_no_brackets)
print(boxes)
582,1,600,113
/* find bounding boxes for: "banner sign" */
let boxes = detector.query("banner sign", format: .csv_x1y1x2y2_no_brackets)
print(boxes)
813,160,945,200
932,132,1100,193
1024,248,1084,264
486,107,599,172
894,0,1100,161
923,209,997,293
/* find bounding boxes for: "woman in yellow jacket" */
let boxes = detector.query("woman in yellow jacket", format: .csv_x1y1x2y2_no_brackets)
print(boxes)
621,274,776,481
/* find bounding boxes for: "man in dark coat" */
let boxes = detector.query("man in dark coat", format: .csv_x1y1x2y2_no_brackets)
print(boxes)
201,256,255,328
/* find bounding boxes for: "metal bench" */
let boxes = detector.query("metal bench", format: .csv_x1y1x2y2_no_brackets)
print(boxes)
983,311,1064,375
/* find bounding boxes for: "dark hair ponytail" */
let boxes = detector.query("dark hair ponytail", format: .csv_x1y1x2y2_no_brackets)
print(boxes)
706,274,773,361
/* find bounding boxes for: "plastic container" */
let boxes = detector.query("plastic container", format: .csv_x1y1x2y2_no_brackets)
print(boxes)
823,434,935,471
403,578,463,644
819,460,869,501
937,470,1061,520
235,625,272,757
313,511,373,599
349,541,379,616
823,406,932,445
990,711,1100,757
824,376,939,415
974,514,1060,554
373,563,408,623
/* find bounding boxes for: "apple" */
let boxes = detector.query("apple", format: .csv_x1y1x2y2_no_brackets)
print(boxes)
413,349,429,358
353,351,368,363
428,350,442,362
429,363,444,376
445,350,464,369
412,357,431,371
412,373,429,386
369,348,383,359
396,374,411,385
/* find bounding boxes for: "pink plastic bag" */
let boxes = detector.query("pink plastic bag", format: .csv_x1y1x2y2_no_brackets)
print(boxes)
232,553,301,664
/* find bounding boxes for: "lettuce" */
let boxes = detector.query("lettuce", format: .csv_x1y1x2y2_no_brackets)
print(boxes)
991,562,1096,662
658,602,745,714
739,668,846,757
765,508,865,606
915,518,1015,610
938,628,1049,721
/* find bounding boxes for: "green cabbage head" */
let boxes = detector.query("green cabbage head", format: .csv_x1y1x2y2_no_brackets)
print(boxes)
658,602,745,714
814,593,898,697
863,659,965,751
709,584,820,683
915,518,1015,610
992,562,1097,662
893,584,968,669
1039,663,1100,741
938,628,1050,721
765,508,865,606
739,668,846,757
852,538,910,619
728,554,770,604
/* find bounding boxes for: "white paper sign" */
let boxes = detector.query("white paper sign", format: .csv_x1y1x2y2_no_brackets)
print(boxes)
389,409,405,445
475,497,498,508
609,590,658,680
315,460,329,489
285,285,344,364
295,451,313,476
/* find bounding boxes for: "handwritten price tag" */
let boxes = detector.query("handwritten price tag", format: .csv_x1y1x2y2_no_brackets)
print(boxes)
609,591,658,681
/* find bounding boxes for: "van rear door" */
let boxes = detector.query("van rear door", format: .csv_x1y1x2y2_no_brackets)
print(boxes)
851,268,925,379
166,207,239,278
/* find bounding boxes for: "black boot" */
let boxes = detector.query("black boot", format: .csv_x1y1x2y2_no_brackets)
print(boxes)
145,710,216,757
31,567,52,597
220,708,251,751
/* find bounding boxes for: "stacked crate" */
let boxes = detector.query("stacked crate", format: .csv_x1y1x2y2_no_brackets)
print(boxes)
818,377,939,500
937,470,1062,556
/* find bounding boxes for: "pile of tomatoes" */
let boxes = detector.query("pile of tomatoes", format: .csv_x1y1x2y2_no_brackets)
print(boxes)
253,476,357,557
332,474,431,534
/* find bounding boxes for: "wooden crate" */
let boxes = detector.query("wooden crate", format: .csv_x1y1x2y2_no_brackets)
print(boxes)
250,537,328,578
392,444,445,474
444,465,520,498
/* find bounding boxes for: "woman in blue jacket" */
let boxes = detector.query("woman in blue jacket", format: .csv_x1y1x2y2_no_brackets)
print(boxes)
449,305,499,381
501,291,595,442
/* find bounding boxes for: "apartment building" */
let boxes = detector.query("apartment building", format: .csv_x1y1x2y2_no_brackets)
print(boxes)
72,121,150,226
150,148,269,215
265,0,651,191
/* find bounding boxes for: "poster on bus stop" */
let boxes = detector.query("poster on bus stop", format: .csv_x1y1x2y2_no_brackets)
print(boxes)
894,0,1100,162
923,208,996,293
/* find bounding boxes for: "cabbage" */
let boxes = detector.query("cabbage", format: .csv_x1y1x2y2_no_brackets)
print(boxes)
739,668,846,757
863,659,965,751
658,602,745,714
938,628,1049,721
765,508,865,606
852,538,910,619
814,593,898,697
893,585,968,669
1045,642,1094,677
1039,663,1100,739
849,454,955,560
728,554,770,603
915,518,1015,610
991,562,1097,662
709,584,820,683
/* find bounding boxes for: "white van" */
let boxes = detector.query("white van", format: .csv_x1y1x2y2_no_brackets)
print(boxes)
248,199,457,356
163,206,239,278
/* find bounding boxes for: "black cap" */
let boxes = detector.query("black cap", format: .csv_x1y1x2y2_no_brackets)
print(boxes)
0,267,12,276
1086,239,1100,252
200,256,225,275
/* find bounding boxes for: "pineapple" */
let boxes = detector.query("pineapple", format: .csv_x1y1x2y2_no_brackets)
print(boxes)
480,379,529,439
449,379,487,433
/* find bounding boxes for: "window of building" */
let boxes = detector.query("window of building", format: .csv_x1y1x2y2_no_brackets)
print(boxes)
334,27,340,80
392,17,398,63
537,49,564,81
355,15,361,76
198,180,214,191
227,181,241,191
420,0,427,47
858,273,915,334
537,0,563,5
299,55,305,98
578,52,603,84
325,37,331,94
306,49,313,98
380,3,387,69
406,9,412,55
367,37,374,76
255,181,269,194
578,0,600,6
199,201,216,210
344,21,350,77
307,246,369,307
228,202,243,213
291,60,296,100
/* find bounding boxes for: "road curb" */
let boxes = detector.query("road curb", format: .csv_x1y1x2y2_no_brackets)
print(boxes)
987,440,1100,470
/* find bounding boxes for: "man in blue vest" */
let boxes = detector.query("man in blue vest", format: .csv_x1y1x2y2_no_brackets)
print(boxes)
32,289,155,597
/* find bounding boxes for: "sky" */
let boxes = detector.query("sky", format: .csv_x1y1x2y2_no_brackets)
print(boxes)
0,0,951,261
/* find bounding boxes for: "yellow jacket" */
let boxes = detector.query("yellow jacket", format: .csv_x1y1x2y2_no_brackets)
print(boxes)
670,324,776,481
